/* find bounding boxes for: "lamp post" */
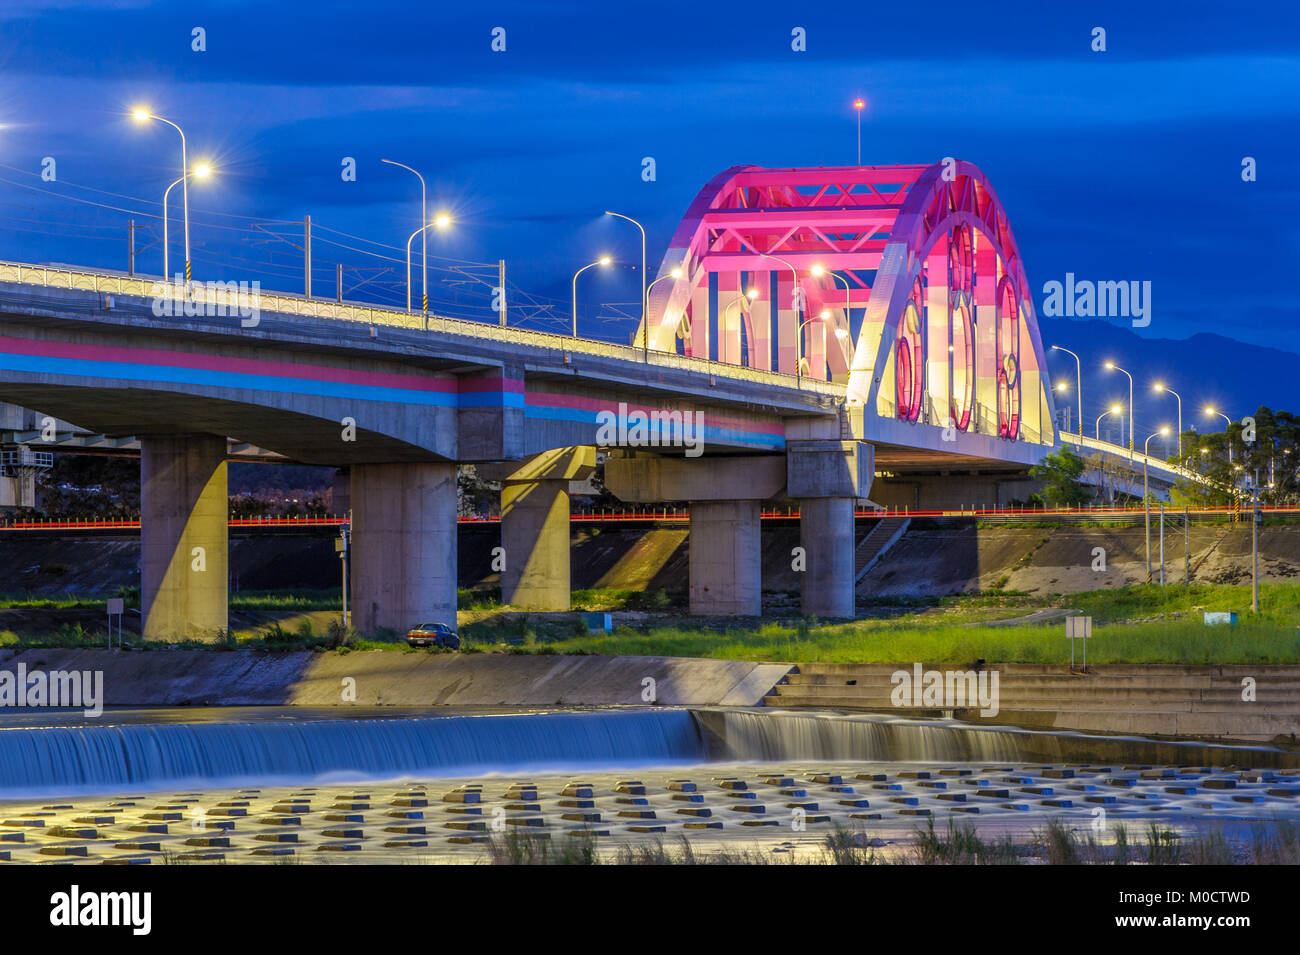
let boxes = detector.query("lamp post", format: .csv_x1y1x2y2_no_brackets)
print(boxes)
403,216,451,325
760,252,802,379
572,256,612,337
133,108,193,285
811,264,854,341
1144,426,1170,583
161,163,211,281
724,288,759,366
1050,345,1083,438
853,98,865,165
605,211,646,336
796,310,832,378
382,160,429,316
1104,361,1134,459
642,267,682,360
1205,407,1233,464
1097,404,1124,444
1153,382,1183,459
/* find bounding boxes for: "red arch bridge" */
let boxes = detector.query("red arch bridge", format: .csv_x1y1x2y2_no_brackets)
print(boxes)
0,160,1197,638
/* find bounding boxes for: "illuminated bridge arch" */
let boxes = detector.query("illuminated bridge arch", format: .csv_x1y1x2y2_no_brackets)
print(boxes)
643,160,1055,445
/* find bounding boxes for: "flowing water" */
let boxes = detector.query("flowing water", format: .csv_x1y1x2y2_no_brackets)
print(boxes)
0,706,1291,797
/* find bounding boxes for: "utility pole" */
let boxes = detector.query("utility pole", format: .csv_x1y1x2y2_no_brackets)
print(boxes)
127,220,135,277
1184,506,1191,585
1252,471,1260,613
336,263,343,303
498,259,507,325
1158,505,1165,585
304,215,312,297
337,519,351,629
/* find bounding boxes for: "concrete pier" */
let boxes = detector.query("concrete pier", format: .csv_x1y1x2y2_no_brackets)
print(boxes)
689,500,762,615
351,462,457,635
787,440,873,619
605,453,785,616
799,497,856,618
481,447,596,611
140,433,228,640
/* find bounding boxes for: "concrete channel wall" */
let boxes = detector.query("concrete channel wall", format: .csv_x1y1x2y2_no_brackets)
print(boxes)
0,649,795,708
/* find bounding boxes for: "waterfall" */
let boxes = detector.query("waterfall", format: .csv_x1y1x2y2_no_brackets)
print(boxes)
0,709,707,795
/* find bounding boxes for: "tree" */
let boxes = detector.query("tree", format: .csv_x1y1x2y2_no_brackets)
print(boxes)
1029,447,1091,506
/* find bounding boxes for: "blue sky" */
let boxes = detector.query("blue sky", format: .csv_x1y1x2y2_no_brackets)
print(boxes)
0,0,1296,350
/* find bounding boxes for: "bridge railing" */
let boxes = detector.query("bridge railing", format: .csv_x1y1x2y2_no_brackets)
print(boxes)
1061,432,1200,482
0,260,844,398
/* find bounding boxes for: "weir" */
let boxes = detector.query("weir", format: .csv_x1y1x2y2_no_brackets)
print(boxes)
2,707,1294,796
0,709,706,794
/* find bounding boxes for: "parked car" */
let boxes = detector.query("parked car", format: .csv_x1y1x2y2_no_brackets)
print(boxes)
405,622,460,649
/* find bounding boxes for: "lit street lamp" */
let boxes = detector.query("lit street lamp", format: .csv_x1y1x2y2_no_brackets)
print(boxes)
1205,406,1233,464
1050,345,1083,438
403,215,451,321
572,256,612,337
1097,403,1124,445
640,267,682,360
1153,382,1183,459
853,98,865,165
162,163,211,281
1104,361,1134,459
133,108,194,284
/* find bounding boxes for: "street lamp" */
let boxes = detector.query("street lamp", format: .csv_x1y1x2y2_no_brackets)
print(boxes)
404,215,452,319
161,162,211,281
641,267,683,359
1205,406,1233,464
1153,382,1183,459
382,159,429,315
853,98,865,165
759,252,802,378
1050,345,1083,439
572,256,612,337
1143,426,1171,583
133,108,194,284
1104,361,1134,459
812,263,855,361
605,211,646,336
1097,403,1124,444
724,288,759,366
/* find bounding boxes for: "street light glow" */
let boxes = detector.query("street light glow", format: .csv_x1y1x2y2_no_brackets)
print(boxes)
192,163,211,179
670,267,682,279
131,107,150,122
433,213,451,229
598,255,611,266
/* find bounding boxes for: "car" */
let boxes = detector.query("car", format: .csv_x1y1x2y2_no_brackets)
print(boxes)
405,622,460,649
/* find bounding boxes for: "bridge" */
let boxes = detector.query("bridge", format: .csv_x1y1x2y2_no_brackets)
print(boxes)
0,160,1193,639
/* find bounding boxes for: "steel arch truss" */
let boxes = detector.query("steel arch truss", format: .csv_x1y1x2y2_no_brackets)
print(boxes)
645,161,1055,446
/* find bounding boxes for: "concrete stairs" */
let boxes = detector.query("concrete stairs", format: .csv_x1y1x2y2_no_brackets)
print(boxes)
764,663,1300,741
854,517,910,583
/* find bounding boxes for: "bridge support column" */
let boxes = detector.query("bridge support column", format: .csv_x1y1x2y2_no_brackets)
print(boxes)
799,498,856,618
140,433,228,641
604,453,786,617
689,500,762,615
480,447,597,611
351,462,457,635
788,440,873,619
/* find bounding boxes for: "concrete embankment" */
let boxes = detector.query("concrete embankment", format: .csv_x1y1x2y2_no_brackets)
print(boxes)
0,648,794,708
766,663,1300,743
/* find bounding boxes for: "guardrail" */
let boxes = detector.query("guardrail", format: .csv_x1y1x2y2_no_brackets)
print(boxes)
0,448,53,470
0,259,843,397
0,503,1294,532
1060,431,1201,482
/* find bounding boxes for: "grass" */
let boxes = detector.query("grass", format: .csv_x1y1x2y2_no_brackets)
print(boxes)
480,819,1300,865
0,582,1295,664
